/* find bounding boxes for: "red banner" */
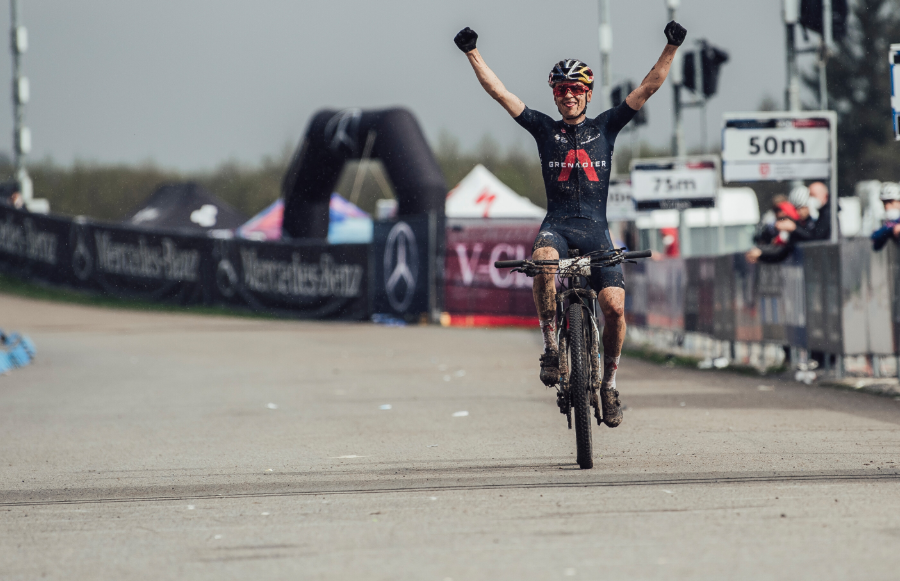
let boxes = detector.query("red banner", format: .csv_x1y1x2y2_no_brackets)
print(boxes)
444,220,542,321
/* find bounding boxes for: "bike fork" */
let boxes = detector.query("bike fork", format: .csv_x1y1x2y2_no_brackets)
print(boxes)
587,298,603,425
555,285,573,429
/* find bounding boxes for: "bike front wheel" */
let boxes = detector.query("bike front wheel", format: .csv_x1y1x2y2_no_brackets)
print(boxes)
567,303,593,469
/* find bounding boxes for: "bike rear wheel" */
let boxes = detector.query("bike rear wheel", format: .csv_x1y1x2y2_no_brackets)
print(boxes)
567,303,593,469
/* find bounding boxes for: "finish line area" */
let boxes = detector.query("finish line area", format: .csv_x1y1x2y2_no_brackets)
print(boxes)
1,294,899,579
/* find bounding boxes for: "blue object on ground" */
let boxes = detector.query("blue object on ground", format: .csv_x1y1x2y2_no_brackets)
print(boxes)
371,313,407,327
8,344,30,367
0,330,36,372
20,336,35,358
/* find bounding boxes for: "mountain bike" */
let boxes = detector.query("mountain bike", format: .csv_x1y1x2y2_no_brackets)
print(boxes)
495,247,651,469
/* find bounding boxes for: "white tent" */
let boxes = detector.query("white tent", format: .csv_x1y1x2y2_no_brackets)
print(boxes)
446,164,545,219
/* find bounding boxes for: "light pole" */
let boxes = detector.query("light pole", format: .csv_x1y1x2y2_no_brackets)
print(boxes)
10,0,32,203
819,0,832,110
783,0,801,111
598,0,613,111
667,0,684,159
665,0,690,256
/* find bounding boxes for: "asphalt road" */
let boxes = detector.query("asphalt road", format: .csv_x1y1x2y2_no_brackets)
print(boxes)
1,294,900,580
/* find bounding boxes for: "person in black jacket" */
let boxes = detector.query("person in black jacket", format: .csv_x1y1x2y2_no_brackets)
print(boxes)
777,183,833,245
746,195,800,264
872,182,900,251
805,182,832,241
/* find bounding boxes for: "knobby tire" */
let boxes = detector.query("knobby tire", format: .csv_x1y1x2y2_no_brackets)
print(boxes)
567,303,593,469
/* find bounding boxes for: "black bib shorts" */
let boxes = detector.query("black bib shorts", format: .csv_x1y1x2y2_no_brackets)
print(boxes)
532,217,625,290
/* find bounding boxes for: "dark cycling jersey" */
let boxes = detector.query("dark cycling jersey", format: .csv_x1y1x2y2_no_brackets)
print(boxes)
514,101,637,225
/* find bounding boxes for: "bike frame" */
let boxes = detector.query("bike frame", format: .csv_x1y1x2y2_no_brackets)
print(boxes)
494,246,651,467
553,254,603,428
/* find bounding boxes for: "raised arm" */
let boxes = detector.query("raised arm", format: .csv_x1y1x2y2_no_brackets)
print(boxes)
625,21,686,111
454,27,525,118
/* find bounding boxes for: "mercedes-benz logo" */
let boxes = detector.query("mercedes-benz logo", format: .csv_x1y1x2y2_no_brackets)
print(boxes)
384,221,418,312
71,227,93,281
324,108,362,155
216,258,238,298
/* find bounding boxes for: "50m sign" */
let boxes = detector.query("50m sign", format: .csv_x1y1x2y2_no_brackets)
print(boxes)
722,113,835,183
748,135,809,156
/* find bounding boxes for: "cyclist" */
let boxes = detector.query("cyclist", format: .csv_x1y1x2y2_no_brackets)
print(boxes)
454,21,686,427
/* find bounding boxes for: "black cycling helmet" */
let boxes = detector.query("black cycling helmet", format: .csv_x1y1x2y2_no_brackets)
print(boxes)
548,59,594,90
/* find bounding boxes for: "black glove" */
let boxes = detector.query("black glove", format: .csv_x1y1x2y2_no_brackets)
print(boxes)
454,27,478,53
664,21,687,46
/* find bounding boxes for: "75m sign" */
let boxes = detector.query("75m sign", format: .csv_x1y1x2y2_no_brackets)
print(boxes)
630,158,719,211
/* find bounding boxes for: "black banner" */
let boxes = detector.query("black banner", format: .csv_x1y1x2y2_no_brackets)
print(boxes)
635,198,717,211
0,208,74,285
0,206,369,320
370,216,432,320
211,238,368,320
71,221,212,304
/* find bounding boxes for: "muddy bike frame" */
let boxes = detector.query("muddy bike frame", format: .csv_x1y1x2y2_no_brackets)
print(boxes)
495,247,651,469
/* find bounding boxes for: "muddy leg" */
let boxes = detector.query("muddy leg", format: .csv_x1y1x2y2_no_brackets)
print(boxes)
597,287,625,427
532,246,558,351
598,286,626,370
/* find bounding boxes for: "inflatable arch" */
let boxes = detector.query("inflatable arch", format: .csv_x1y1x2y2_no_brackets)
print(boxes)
281,108,447,239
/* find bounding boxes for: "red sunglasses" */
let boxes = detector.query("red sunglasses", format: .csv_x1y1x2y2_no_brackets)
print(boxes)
552,83,590,98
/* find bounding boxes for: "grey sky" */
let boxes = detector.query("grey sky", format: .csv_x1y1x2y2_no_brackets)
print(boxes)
0,0,809,171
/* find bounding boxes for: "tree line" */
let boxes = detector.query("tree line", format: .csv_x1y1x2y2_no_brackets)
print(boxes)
4,0,897,224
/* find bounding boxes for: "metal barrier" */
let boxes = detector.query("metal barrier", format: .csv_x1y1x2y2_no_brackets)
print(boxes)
838,239,896,356
624,239,900,373
624,258,685,330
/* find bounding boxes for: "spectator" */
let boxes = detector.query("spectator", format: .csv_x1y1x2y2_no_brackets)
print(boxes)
660,227,679,257
746,195,800,263
782,185,816,238
753,195,785,246
806,181,832,241
782,182,834,243
0,181,22,209
872,182,900,251
789,185,812,222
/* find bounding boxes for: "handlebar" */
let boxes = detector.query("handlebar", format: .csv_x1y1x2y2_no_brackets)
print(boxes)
494,249,652,269
493,259,562,268
494,259,527,268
